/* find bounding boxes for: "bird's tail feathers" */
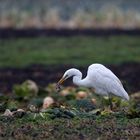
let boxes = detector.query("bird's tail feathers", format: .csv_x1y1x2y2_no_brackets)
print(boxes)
121,88,129,101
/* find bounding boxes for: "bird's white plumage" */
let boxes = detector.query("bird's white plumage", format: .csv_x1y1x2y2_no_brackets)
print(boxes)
87,64,129,100
59,63,129,101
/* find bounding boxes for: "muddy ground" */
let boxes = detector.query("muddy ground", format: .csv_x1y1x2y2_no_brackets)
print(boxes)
0,28,140,38
0,62,139,94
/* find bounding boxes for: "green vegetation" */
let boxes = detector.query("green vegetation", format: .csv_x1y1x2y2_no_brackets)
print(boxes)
0,81,140,139
1,114,140,140
0,36,140,67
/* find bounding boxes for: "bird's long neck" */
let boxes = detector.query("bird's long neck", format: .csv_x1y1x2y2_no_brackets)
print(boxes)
72,70,89,87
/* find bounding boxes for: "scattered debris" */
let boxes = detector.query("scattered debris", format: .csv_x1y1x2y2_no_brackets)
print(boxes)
2,109,13,117
12,109,26,118
2,108,26,118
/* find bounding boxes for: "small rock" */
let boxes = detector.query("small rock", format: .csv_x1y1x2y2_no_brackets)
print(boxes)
3,109,13,117
76,91,88,99
42,97,54,109
91,98,97,105
17,109,25,112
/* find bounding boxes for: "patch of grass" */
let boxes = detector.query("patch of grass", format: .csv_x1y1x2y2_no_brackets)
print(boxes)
0,36,140,67
0,113,140,140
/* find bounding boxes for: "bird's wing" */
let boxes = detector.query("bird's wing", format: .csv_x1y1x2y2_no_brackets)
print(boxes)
88,64,122,87
87,65,127,98
99,67,123,86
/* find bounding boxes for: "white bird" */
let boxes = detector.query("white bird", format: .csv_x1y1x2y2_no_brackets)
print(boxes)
57,63,129,109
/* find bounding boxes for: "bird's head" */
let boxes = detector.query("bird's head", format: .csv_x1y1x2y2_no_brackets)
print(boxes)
57,68,80,85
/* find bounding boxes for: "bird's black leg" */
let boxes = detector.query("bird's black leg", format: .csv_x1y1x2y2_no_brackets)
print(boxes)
101,98,105,110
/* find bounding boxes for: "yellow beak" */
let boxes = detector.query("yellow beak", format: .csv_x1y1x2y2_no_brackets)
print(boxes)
57,77,66,85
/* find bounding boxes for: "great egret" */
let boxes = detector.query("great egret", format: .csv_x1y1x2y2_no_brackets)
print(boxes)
57,64,129,109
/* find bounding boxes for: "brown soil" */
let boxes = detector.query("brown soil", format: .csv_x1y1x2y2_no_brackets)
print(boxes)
0,28,140,38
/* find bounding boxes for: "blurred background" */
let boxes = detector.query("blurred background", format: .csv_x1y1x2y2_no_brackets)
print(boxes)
0,0,140,29
1,2,140,139
0,0,140,94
